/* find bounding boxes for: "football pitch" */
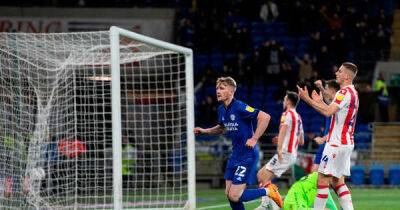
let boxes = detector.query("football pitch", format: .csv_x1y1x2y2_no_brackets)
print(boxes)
196,187,400,210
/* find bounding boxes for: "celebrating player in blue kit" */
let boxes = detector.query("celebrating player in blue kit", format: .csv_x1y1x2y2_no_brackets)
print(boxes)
194,77,283,209
312,79,340,172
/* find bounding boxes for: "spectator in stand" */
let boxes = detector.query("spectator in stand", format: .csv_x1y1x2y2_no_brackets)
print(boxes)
178,18,195,48
327,13,342,31
296,53,314,82
248,50,264,84
374,72,389,122
376,23,392,60
315,45,333,79
267,45,281,81
310,31,323,58
259,0,279,23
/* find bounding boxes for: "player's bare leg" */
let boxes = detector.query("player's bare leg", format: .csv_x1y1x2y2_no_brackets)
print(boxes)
257,168,275,187
226,180,245,209
228,181,275,209
256,168,282,209
225,180,232,197
332,176,353,210
311,164,319,172
227,183,246,202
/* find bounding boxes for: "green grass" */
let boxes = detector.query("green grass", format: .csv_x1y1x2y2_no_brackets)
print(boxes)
197,187,400,210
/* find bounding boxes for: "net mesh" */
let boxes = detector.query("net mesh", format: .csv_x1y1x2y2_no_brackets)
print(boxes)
0,31,189,209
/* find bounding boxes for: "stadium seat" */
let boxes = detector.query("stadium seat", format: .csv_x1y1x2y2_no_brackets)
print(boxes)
224,53,237,61
350,165,366,185
354,133,371,150
252,35,265,48
251,22,264,32
388,165,400,185
268,22,286,30
297,36,310,44
264,26,274,36
266,85,279,95
250,92,264,101
355,142,370,150
297,43,309,52
204,86,215,96
210,53,223,71
356,123,371,132
195,91,204,104
251,85,265,94
249,101,262,109
237,20,249,29
369,164,385,185
235,86,249,100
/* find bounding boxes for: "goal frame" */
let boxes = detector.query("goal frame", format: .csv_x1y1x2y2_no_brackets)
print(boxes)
109,26,196,210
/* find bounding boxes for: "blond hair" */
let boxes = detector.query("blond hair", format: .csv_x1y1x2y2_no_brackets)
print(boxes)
216,77,237,91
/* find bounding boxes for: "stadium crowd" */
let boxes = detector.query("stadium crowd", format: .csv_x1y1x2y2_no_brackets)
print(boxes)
177,0,395,133
0,0,395,149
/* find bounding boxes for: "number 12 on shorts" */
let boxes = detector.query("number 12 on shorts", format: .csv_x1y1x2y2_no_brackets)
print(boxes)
235,166,247,177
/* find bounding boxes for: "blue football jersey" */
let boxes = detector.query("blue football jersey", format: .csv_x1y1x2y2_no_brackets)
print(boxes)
323,116,331,135
314,116,331,164
217,99,259,161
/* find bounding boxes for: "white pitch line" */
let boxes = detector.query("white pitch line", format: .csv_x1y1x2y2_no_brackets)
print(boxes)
197,200,259,210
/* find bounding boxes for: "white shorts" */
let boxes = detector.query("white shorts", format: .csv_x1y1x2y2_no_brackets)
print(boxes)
318,144,354,178
265,153,296,177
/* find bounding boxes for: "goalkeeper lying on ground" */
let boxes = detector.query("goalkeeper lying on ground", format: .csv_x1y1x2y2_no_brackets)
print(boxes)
282,172,337,210
256,172,337,210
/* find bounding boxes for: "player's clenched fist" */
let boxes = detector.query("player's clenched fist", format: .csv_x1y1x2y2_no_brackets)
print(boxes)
245,137,257,148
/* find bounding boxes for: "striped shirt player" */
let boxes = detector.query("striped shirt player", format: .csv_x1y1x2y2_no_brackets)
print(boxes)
265,107,304,177
256,91,303,209
257,91,304,187
298,62,359,210
319,84,359,178
280,109,304,155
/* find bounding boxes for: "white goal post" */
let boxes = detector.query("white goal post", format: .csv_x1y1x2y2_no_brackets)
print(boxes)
0,26,195,210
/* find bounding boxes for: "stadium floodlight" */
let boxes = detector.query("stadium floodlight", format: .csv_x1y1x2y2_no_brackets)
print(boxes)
0,26,195,210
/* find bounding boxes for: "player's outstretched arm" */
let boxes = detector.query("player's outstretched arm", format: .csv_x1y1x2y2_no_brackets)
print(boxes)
297,85,339,117
194,125,225,135
245,111,270,148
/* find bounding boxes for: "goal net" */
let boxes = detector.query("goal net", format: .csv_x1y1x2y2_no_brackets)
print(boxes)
0,27,195,209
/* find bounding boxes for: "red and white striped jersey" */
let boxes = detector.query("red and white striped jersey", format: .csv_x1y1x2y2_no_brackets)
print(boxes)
327,85,359,146
280,108,303,154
